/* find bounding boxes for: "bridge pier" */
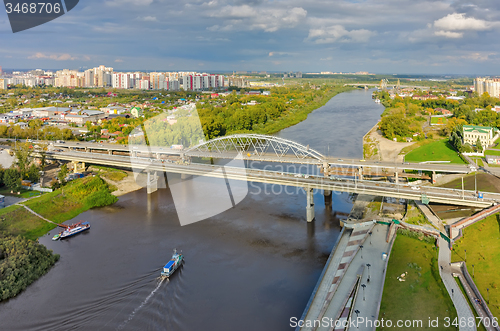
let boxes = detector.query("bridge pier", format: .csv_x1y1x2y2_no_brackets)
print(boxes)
72,161,86,173
306,188,315,222
395,171,398,184
324,189,332,208
147,171,158,194
431,171,436,184
358,167,364,181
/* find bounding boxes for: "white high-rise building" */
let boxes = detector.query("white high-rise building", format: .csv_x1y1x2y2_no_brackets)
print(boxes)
475,77,500,98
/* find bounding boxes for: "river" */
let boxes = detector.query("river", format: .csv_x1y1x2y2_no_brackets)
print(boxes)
0,89,384,331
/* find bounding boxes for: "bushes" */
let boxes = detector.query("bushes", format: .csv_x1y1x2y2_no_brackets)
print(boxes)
0,235,59,302
397,228,436,244
85,190,118,208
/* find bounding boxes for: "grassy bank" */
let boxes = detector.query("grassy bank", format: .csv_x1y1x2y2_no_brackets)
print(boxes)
0,205,55,240
451,214,500,317
378,232,457,330
404,139,466,164
90,166,128,182
405,202,436,228
0,175,118,302
22,175,118,225
243,86,354,135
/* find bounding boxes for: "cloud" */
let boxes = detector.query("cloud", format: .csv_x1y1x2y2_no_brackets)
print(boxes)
307,25,375,43
434,13,491,31
115,59,124,63
136,16,157,22
28,53,78,61
106,0,153,6
208,5,307,32
434,30,463,38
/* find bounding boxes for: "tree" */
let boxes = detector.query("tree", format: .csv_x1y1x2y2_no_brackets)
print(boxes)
14,142,32,179
476,137,483,152
4,168,21,190
58,164,68,183
26,164,40,183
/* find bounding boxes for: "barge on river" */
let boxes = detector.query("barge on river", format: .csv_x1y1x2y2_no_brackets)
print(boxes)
161,250,183,278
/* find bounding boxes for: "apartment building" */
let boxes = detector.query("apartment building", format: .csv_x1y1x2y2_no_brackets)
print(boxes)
474,77,500,98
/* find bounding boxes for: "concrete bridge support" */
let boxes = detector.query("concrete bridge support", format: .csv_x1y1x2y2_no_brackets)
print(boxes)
358,167,364,181
431,171,436,184
324,189,332,208
72,161,86,173
147,171,158,194
306,188,315,222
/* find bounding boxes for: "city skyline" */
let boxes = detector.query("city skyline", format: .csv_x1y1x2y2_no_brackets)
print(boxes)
1,0,500,74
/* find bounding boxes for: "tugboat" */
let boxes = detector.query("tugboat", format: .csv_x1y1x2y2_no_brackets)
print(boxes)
161,249,184,278
60,221,90,239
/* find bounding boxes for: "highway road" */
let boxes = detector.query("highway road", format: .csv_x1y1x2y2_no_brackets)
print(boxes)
45,150,497,208
34,138,476,174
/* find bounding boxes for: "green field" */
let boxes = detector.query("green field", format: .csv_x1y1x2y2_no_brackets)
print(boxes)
484,149,500,156
451,214,500,318
430,117,447,125
404,139,466,164
439,172,500,193
0,205,56,240
378,232,457,330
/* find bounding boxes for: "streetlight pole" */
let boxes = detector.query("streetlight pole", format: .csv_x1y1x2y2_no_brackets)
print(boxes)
369,231,372,245
487,288,489,304
354,310,360,329
472,264,474,278
360,245,364,259
367,263,371,282
465,249,466,263
361,284,366,301
462,177,464,200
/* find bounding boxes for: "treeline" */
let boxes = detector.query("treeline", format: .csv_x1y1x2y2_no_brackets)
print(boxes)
197,84,352,140
0,234,59,301
0,123,74,141
375,90,500,141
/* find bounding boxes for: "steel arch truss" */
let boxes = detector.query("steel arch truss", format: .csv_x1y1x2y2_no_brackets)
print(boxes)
184,134,325,162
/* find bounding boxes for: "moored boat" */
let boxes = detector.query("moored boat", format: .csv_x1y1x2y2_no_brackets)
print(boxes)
52,232,62,241
161,249,183,278
60,221,90,239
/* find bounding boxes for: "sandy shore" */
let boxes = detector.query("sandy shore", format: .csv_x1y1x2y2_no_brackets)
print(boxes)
100,171,143,197
363,124,413,162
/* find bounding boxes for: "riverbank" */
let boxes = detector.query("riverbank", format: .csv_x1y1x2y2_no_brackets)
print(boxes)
249,85,355,136
88,166,142,197
0,175,118,302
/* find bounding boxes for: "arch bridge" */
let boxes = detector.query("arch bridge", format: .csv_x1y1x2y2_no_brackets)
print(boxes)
183,134,325,164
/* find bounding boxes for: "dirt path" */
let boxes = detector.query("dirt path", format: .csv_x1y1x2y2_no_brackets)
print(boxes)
366,128,414,162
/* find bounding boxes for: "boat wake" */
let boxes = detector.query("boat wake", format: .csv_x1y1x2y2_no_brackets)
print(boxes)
117,278,165,330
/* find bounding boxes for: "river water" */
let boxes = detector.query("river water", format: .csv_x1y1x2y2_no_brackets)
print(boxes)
0,89,384,331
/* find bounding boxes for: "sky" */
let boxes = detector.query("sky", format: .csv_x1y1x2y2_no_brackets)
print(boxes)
1,0,500,74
